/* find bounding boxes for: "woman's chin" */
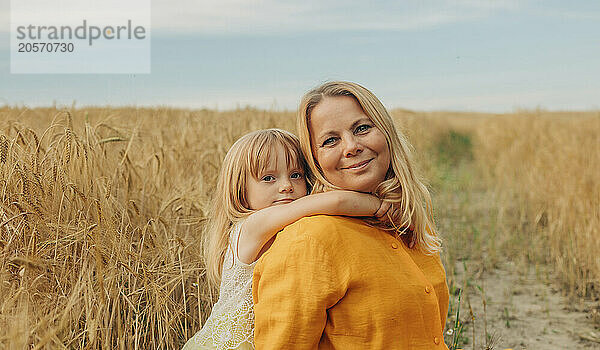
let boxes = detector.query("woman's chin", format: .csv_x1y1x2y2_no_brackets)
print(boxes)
338,179,379,193
332,167,387,193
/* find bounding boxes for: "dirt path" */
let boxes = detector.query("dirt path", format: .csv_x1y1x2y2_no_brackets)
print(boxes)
451,261,599,350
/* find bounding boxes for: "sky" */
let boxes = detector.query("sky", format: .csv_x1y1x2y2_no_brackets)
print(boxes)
1,0,599,112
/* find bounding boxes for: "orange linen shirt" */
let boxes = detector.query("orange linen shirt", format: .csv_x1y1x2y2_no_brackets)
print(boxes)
252,215,450,349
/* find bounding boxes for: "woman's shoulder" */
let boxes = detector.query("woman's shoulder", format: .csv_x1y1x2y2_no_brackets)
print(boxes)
256,216,358,266
287,214,360,228
279,215,370,243
294,214,349,225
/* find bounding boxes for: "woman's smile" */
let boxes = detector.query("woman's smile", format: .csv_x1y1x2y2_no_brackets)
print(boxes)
341,158,373,171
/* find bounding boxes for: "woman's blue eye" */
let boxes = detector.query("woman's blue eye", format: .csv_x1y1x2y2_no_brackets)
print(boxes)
291,172,304,179
355,124,371,133
261,175,275,182
322,137,336,146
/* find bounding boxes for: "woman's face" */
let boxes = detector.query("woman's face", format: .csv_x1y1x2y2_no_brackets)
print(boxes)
309,95,391,193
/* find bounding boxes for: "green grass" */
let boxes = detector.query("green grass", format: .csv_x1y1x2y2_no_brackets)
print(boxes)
431,130,498,348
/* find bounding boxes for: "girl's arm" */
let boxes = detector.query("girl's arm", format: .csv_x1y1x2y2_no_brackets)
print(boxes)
237,191,385,264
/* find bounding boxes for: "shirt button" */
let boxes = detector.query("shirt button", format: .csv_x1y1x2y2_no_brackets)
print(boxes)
425,286,432,294
434,336,440,345
391,242,398,249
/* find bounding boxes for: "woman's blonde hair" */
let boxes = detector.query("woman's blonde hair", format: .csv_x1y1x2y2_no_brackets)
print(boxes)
204,128,308,289
297,81,441,254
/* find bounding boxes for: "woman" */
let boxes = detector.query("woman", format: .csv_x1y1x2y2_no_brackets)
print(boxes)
252,81,449,349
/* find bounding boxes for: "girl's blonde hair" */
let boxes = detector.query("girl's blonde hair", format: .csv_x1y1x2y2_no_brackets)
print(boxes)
204,128,308,289
297,81,441,254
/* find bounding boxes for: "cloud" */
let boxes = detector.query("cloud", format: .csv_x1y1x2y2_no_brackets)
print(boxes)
529,8,600,21
0,2,8,32
149,0,516,35
451,0,523,11
4,0,597,36
3,0,599,36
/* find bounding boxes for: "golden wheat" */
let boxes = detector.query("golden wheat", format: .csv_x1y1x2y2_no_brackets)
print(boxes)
0,135,8,164
0,106,597,348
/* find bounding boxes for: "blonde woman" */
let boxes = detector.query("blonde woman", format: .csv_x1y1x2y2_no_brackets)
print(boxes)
253,81,450,349
183,129,392,350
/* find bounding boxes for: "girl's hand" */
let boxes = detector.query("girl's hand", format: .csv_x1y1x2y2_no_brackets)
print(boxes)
376,201,417,248
374,200,391,218
375,200,403,222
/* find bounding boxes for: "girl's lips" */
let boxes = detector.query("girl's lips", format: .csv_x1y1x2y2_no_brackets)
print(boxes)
273,198,294,204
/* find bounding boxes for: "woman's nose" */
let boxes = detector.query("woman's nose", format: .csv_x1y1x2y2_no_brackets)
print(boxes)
343,135,362,157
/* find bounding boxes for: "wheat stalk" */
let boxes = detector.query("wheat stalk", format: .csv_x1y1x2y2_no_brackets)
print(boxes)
0,135,8,164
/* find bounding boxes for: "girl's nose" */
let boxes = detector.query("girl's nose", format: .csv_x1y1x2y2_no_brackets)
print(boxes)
279,179,293,193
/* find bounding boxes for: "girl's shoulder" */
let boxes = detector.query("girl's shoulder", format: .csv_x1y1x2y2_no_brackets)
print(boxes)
228,218,247,240
226,219,257,267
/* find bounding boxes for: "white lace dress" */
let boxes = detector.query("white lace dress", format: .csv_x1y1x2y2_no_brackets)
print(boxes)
183,222,256,350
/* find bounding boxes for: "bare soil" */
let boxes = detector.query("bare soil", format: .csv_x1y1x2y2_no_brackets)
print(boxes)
451,260,600,350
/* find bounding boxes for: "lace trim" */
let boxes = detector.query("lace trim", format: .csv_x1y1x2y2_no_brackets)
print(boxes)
190,297,255,349
184,221,256,350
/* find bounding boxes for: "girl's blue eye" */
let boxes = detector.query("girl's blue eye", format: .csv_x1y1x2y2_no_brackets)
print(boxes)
291,172,304,179
261,175,275,182
355,124,371,133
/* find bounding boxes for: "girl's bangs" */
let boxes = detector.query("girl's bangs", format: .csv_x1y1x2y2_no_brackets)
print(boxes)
245,132,305,179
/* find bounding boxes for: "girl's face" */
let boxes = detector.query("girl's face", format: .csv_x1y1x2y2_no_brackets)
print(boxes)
246,144,308,210
309,95,390,193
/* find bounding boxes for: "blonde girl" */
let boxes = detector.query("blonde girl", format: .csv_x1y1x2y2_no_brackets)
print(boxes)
182,128,392,350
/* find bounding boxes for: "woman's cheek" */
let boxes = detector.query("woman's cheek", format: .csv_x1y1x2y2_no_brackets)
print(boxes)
318,148,337,174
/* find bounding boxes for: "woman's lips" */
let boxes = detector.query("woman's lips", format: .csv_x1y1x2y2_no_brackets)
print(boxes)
342,158,372,170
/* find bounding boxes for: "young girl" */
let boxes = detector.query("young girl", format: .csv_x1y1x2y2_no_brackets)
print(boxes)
182,129,392,350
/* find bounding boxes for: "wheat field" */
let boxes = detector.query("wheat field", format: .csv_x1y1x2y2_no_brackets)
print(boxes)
0,106,598,349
